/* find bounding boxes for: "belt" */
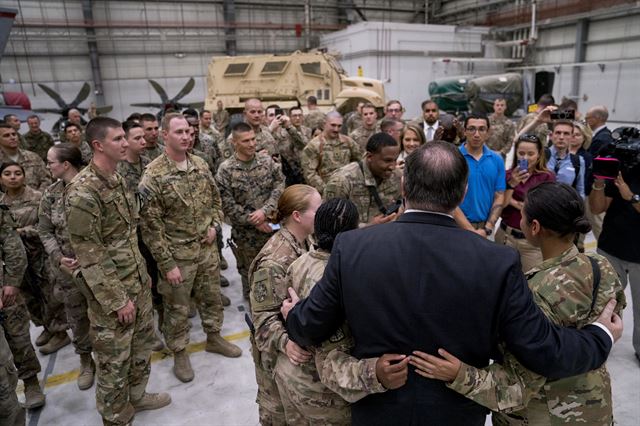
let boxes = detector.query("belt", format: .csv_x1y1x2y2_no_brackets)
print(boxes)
500,221,525,239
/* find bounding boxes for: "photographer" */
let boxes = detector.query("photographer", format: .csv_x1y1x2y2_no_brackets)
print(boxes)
590,163,640,363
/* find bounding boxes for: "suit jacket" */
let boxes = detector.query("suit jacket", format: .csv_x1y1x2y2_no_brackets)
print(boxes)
588,126,613,157
286,211,612,425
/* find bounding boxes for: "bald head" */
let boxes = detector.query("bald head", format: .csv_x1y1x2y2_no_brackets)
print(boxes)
68,109,82,125
244,98,264,128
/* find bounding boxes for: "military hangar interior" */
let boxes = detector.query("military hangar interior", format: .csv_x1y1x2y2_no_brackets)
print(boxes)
1,0,639,425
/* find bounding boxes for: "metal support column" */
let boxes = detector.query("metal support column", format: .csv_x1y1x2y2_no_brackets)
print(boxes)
81,0,105,105
223,0,237,56
571,19,589,99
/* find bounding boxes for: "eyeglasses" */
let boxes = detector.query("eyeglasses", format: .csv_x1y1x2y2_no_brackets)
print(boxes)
518,134,540,143
387,108,401,113
465,126,487,133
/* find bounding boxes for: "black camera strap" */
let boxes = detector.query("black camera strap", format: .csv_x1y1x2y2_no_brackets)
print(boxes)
358,161,387,215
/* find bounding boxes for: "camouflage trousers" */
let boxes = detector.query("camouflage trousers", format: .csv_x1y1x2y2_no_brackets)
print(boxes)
158,245,223,353
250,335,285,426
1,295,41,380
230,227,272,299
23,251,67,333
52,266,91,355
274,355,351,426
88,286,154,426
0,325,26,426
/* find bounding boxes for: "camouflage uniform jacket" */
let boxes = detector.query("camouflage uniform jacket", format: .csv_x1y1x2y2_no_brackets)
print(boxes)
301,134,363,192
304,110,326,131
144,144,164,161
65,162,148,315
0,186,42,252
139,152,223,274
349,125,376,151
23,130,54,161
277,249,385,404
272,125,309,179
345,112,363,134
74,140,93,165
0,148,51,192
222,125,277,161
194,133,223,173
448,246,625,425
116,155,151,194
38,180,74,266
517,112,550,145
487,114,516,156
323,161,402,226
0,206,27,288
215,154,284,228
116,154,151,194
250,228,308,370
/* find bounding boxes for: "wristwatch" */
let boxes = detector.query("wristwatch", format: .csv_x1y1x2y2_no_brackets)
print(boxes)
483,227,493,236
631,194,640,204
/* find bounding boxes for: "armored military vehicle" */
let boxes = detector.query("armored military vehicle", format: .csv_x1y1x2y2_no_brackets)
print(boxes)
204,51,386,115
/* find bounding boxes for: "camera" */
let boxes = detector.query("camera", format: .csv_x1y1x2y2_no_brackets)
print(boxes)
384,200,402,216
550,109,575,120
592,127,640,179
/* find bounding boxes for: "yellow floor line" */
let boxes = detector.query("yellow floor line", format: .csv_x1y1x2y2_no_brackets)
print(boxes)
38,329,250,390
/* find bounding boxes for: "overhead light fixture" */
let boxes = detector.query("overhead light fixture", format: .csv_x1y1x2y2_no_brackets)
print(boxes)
174,52,186,59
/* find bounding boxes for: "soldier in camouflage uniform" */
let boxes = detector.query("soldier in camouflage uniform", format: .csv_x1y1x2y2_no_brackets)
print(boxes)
213,100,230,135
64,122,93,165
221,98,278,161
216,122,285,300
0,202,45,409
324,133,402,227
269,108,309,186
0,301,26,426
349,103,378,151
0,123,52,192
487,99,516,158
345,102,364,134
139,114,241,383
39,143,95,389
303,96,326,132
275,198,403,424
411,182,625,426
249,184,320,425
140,113,164,161
301,112,363,193
23,115,54,161
0,163,69,356
516,95,556,146
65,117,170,426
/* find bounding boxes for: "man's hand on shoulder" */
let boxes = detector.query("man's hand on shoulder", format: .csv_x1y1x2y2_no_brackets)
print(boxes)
281,287,300,321
375,354,409,390
595,299,623,343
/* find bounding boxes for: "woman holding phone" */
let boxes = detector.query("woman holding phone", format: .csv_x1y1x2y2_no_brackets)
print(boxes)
494,134,555,272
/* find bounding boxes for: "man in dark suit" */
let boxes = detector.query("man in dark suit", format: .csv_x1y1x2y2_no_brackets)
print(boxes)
282,141,622,425
586,105,613,156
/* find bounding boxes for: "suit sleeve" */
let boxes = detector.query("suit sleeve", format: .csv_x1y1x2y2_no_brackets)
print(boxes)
286,234,346,346
498,255,612,380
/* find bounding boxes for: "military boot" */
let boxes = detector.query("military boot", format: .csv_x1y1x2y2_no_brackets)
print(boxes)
23,376,46,409
131,392,172,412
77,353,96,390
173,350,194,382
39,331,71,355
188,300,197,318
35,329,52,347
205,333,242,358
220,274,230,287
221,293,230,307
220,254,229,270
152,332,165,352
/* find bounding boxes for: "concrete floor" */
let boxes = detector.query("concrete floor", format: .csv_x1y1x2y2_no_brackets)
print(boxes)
18,226,640,426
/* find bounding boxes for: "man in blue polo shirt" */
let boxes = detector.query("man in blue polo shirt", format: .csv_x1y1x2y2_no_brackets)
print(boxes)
453,113,506,238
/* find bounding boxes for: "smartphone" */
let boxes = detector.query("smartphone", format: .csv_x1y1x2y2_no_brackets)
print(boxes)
270,223,281,231
518,158,528,171
274,108,284,117
592,157,620,180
